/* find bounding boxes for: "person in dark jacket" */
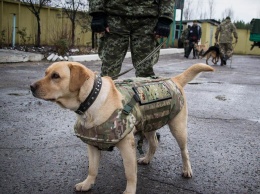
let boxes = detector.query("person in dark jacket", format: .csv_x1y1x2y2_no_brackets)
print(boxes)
185,20,202,59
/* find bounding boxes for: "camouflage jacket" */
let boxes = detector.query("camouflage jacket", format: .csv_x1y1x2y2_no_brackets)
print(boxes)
215,19,238,43
74,77,184,150
89,0,175,21
181,28,189,42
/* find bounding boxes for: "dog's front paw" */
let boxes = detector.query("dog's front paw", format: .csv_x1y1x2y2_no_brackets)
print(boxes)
123,191,135,194
182,168,193,178
75,179,94,191
137,157,150,165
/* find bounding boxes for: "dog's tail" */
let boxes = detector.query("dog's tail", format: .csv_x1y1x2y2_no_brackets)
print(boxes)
173,63,214,88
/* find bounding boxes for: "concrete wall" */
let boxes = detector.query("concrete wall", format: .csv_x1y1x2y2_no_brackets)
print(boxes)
235,29,260,55
0,0,92,46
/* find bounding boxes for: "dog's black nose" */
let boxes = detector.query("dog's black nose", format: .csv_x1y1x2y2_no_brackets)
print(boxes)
30,83,37,93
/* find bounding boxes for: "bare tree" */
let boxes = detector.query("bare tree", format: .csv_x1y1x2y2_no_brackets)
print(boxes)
221,8,234,20
257,9,260,18
20,0,51,47
200,10,208,20
59,0,88,47
194,0,201,19
198,6,208,20
208,0,215,19
183,0,193,20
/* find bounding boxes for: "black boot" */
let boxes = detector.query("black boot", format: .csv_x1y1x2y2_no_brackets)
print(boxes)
220,54,226,66
220,57,225,66
223,55,227,65
220,57,223,66
224,55,230,65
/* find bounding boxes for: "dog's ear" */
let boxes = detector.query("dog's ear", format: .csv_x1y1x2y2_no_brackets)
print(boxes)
68,63,90,92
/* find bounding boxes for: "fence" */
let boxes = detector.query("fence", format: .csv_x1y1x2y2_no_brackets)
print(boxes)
0,0,92,47
0,0,259,55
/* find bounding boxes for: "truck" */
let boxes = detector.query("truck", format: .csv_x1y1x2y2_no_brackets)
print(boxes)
250,18,260,50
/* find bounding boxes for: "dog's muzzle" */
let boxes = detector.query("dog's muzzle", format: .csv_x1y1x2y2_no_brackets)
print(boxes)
30,83,38,96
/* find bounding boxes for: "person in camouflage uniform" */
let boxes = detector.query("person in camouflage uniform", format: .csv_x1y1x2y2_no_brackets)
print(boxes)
215,16,238,66
181,25,191,58
89,0,175,78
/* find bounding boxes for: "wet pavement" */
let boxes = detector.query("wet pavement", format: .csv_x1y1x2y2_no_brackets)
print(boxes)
0,54,260,194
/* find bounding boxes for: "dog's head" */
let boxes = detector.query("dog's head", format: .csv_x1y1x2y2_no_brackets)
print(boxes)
194,43,199,51
30,62,94,109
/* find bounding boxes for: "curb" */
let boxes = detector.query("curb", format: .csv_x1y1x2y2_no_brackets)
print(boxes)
0,49,44,63
68,48,184,62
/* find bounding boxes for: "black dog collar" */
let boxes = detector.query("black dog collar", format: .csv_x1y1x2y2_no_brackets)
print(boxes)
75,75,102,115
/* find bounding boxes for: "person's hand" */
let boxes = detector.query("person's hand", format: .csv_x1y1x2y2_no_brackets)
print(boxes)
91,13,108,33
154,17,172,38
185,40,189,43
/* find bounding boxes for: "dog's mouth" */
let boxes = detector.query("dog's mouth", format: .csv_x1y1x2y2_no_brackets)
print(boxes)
31,92,56,102
46,98,56,102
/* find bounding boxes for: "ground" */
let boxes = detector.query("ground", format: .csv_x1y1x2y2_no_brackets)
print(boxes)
0,54,259,194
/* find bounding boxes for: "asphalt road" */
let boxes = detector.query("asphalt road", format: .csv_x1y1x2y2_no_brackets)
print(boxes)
0,54,259,194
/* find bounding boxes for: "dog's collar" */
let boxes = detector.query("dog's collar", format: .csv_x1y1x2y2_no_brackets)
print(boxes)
75,75,102,115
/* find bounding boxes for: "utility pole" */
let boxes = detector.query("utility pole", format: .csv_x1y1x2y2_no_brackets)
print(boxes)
12,14,16,48
179,0,185,37
170,0,185,47
170,4,176,47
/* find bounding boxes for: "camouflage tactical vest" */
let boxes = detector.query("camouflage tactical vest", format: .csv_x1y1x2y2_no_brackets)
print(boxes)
74,77,184,150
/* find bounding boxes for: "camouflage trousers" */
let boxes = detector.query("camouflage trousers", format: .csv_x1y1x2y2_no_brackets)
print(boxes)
219,43,233,58
98,15,159,78
183,42,189,57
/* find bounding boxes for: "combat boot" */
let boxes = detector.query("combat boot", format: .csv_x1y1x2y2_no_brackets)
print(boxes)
224,55,229,65
223,58,227,65
220,58,224,66
220,55,226,66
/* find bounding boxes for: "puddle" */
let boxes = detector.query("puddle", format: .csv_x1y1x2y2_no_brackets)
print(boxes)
248,118,260,123
215,95,227,101
8,93,27,96
188,81,223,85
188,82,202,85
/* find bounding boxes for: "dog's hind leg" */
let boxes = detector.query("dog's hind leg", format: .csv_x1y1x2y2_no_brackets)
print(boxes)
206,56,209,65
216,57,219,64
137,131,158,165
116,131,137,194
168,104,192,178
75,145,101,191
212,54,216,64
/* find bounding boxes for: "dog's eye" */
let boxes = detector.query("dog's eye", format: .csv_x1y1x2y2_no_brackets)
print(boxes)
51,73,60,79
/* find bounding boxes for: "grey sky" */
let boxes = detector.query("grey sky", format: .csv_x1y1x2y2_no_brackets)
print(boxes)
177,0,260,23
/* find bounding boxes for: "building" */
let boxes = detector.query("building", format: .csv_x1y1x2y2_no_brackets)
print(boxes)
170,19,259,55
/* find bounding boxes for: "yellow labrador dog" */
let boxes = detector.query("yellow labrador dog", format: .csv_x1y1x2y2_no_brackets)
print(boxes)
30,62,214,194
